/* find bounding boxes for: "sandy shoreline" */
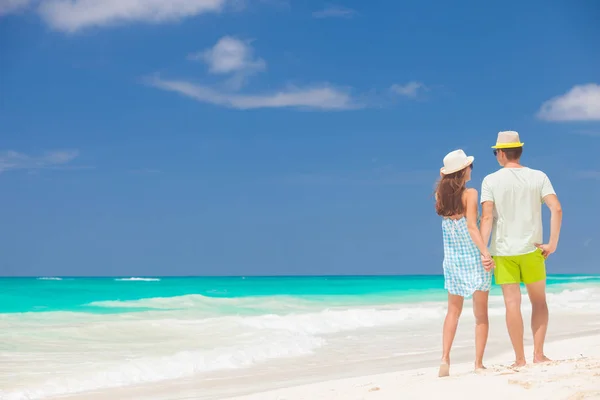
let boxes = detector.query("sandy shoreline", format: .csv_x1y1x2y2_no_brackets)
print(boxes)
45,327,600,400
223,334,600,400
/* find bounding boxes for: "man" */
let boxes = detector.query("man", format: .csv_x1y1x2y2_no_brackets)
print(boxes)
480,131,563,367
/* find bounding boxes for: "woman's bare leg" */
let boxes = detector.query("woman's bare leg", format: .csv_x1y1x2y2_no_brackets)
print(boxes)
440,293,464,376
472,290,490,370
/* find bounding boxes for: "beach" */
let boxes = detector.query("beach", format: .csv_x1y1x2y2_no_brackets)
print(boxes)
1,276,599,400
224,335,600,400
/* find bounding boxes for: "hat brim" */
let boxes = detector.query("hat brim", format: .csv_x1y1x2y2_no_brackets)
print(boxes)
491,142,525,149
440,156,474,175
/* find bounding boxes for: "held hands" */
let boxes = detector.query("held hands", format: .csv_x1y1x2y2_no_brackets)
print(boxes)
481,252,495,272
534,243,556,259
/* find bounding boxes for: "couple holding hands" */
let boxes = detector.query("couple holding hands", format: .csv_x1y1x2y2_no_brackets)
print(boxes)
435,130,563,377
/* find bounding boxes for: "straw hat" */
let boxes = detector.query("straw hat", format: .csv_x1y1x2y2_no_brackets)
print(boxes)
440,149,474,175
492,130,525,149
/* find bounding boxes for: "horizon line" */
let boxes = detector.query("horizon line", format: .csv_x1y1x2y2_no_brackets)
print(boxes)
1,273,596,279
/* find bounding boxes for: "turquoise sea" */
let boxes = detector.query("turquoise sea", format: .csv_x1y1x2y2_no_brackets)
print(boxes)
1,275,599,400
3,275,600,314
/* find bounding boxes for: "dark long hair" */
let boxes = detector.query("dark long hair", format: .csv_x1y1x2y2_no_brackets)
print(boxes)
435,168,469,217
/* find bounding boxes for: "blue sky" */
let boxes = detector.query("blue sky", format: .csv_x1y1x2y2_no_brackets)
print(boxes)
1,0,599,276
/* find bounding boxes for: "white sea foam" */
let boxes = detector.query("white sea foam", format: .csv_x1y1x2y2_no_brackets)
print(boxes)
0,332,324,400
36,277,62,280
546,287,600,311
114,277,161,282
89,294,252,308
87,285,600,311
89,298,448,334
236,306,447,334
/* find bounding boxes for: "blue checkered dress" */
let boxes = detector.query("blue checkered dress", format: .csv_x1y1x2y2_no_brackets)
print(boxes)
441,217,492,297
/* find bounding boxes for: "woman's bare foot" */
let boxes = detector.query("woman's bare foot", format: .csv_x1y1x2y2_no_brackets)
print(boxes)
534,355,551,363
511,358,527,368
438,361,450,377
474,359,486,370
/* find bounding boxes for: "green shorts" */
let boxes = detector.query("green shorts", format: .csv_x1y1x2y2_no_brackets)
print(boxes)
493,249,546,285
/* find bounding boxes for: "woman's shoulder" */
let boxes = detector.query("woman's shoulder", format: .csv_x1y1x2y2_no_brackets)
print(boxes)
463,187,478,198
462,188,479,208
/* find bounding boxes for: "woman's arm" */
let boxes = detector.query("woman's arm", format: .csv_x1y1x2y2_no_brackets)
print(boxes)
465,189,491,259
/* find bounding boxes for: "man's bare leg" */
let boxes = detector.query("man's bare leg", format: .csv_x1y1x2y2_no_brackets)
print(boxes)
501,283,526,367
526,280,551,363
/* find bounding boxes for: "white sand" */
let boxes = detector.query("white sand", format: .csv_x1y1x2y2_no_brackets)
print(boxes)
223,335,600,400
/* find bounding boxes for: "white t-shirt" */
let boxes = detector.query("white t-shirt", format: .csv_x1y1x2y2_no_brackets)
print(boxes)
480,167,556,256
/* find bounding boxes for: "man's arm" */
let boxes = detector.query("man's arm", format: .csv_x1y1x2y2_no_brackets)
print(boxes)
479,177,494,248
465,189,494,271
465,189,491,257
480,201,494,247
536,194,562,258
535,174,562,258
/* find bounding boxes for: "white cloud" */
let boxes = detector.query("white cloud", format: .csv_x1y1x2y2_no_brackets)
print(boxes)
190,36,265,75
0,0,32,15
146,76,357,110
312,4,357,19
390,81,425,98
188,36,266,90
36,0,227,32
537,83,600,121
0,150,79,173
147,34,362,111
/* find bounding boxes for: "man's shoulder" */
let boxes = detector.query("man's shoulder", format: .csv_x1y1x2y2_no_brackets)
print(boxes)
482,169,504,182
518,167,551,185
485,167,548,180
524,167,548,178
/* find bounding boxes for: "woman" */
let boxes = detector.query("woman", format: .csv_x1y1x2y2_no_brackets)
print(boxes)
435,149,493,377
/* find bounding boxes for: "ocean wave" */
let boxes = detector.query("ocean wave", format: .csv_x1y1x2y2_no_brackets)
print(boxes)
547,275,600,281
546,287,600,309
88,294,214,309
484,286,600,311
87,294,318,312
114,277,160,282
86,284,600,314
236,305,447,335
36,277,62,281
0,332,323,400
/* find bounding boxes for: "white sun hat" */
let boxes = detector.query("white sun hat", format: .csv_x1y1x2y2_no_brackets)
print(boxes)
440,149,474,175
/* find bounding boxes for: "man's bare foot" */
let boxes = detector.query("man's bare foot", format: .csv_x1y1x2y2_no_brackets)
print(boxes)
438,362,450,377
533,355,551,363
511,359,526,368
474,365,487,373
